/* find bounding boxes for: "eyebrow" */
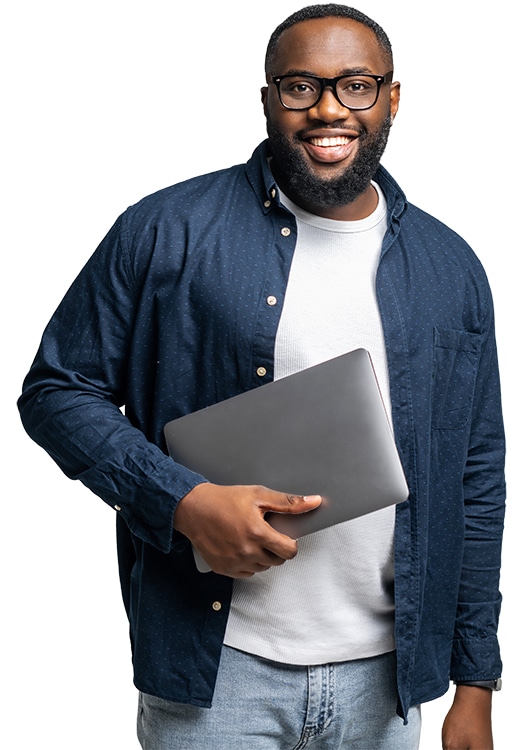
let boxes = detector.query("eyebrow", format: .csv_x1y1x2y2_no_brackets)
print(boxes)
275,66,377,77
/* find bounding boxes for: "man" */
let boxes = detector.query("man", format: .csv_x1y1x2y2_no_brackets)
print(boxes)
18,4,505,749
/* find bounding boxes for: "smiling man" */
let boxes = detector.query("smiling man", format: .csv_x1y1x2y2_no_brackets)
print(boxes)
18,4,505,749
263,13,398,220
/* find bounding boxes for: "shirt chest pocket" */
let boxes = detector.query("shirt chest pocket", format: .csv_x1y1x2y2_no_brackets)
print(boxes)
432,327,482,429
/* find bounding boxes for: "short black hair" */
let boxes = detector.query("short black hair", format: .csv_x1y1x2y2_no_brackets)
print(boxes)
265,4,393,73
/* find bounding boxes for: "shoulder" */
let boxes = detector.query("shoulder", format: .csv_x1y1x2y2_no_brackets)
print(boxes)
379,167,487,277
120,141,270,233
125,162,249,226
402,202,487,278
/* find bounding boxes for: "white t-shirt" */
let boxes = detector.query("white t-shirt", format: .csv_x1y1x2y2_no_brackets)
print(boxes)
223,184,396,664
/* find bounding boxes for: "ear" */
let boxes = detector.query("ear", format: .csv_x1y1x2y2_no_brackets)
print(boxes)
389,81,400,123
261,85,269,117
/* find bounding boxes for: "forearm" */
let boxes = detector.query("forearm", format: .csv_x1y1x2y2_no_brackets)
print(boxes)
18,385,206,553
451,310,505,679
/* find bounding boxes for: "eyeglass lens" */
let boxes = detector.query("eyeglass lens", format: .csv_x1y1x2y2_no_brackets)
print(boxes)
279,75,381,110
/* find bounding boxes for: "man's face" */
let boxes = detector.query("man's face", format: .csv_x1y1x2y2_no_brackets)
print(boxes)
262,17,400,220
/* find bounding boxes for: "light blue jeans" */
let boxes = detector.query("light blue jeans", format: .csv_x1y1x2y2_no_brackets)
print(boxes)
137,646,421,749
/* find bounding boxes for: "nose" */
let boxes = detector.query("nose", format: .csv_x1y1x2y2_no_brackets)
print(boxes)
307,86,351,122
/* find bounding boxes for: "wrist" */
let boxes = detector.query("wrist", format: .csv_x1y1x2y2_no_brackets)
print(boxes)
454,679,502,691
174,481,212,536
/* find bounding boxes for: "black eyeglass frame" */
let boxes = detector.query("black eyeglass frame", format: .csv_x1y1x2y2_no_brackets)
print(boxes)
271,71,394,111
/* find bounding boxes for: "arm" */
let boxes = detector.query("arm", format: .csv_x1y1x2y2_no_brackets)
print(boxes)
18,215,321,563
17,216,204,553
446,293,505,747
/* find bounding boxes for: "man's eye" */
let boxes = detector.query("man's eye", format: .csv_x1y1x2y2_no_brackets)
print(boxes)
340,78,375,95
283,79,318,96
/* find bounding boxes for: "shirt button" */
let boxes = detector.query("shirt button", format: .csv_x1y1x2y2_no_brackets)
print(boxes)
114,505,122,511
256,366,267,377
266,295,277,306
270,188,277,199
212,601,222,611
280,227,291,237
264,200,271,208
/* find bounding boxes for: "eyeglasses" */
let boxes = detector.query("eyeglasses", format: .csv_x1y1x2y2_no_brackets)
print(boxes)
271,71,393,111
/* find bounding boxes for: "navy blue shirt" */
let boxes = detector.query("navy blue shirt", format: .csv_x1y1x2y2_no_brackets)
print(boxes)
18,141,505,719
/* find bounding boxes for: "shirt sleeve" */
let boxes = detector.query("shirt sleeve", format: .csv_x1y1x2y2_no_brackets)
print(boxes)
17,214,207,554
450,293,506,681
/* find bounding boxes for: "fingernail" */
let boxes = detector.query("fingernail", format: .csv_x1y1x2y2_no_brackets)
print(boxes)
303,495,321,502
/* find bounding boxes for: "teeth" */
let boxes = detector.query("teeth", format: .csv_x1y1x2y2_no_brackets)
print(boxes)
309,136,351,147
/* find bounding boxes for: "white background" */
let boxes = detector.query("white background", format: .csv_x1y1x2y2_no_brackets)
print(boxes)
2,1,516,747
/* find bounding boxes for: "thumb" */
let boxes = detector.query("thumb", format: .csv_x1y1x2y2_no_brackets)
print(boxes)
262,492,322,515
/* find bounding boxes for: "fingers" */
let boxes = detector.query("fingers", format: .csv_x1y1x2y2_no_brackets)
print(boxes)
208,542,293,578
232,549,288,578
174,483,322,578
259,491,322,515
238,488,322,567
289,493,322,511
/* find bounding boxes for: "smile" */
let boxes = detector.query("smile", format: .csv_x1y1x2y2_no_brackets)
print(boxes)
301,133,358,165
306,135,353,147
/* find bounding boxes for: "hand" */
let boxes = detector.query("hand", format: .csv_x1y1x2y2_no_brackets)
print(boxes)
442,685,493,749
174,483,322,577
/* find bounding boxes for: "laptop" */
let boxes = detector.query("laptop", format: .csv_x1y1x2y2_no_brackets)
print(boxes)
164,349,408,571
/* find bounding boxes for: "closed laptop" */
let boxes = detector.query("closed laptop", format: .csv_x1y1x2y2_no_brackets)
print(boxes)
164,349,408,570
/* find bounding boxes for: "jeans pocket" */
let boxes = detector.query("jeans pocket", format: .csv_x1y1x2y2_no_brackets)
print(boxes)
432,327,481,429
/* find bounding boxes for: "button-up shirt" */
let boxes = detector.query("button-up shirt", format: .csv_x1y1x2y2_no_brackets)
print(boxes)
18,141,505,719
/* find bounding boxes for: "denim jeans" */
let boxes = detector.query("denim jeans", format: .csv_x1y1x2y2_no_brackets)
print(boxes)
137,646,421,749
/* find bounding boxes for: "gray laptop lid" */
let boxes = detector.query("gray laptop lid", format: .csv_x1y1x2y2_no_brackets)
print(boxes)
164,349,408,570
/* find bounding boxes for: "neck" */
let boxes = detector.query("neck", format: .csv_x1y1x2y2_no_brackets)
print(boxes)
272,166,379,221
300,183,380,221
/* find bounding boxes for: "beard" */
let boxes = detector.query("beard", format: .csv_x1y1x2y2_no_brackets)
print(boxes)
266,114,392,210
